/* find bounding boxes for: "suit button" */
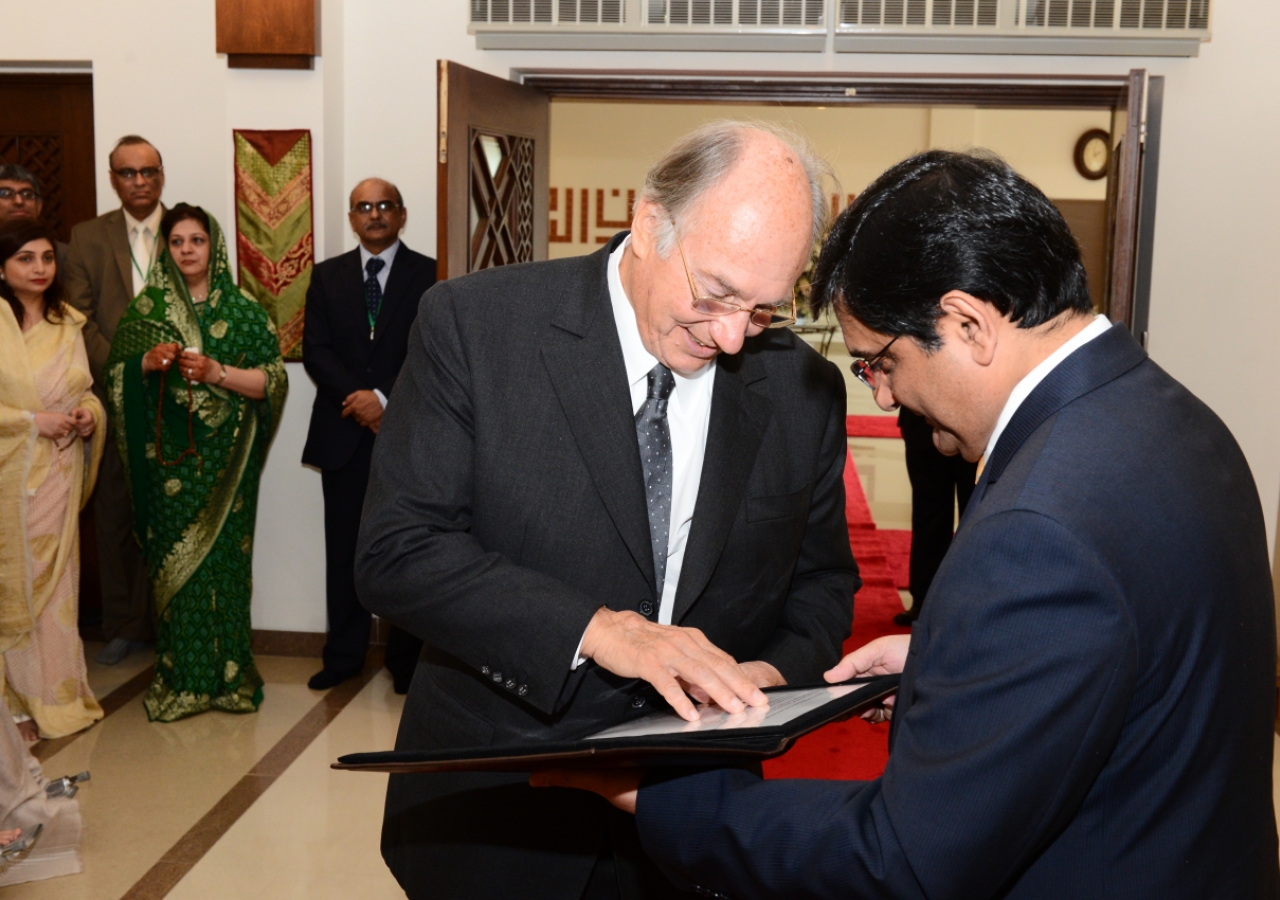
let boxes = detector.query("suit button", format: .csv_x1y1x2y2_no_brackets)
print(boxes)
505,678,516,690
517,685,528,696
639,600,654,617
492,672,503,683
480,666,490,676
631,696,646,709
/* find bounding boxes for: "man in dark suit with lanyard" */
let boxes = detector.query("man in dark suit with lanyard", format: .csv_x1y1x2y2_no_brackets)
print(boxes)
302,178,434,692
357,123,859,899
546,150,1278,899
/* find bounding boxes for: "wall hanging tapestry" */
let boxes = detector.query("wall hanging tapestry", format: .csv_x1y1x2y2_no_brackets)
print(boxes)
233,129,314,361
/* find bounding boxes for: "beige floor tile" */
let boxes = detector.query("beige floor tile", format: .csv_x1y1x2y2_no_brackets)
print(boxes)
166,671,407,898
83,640,155,699
5,671,322,900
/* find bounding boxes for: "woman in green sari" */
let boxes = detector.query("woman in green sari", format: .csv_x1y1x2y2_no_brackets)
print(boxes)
105,204,287,722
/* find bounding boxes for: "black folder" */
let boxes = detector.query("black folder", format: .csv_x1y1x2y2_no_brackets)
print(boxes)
332,674,898,774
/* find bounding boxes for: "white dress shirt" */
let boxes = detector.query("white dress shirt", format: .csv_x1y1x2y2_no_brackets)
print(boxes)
358,239,401,408
124,206,163,296
982,314,1113,464
572,237,717,668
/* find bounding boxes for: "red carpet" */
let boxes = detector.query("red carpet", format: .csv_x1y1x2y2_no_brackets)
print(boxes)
881,529,912,590
846,414,901,438
762,449,910,781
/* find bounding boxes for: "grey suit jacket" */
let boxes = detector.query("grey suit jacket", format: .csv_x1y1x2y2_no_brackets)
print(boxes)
63,206,166,386
356,234,860,896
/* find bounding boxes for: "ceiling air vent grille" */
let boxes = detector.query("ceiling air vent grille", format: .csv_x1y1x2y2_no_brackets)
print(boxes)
471,0,1208,53
1022,0,1206,29
646,0,822,25
473,0,555,21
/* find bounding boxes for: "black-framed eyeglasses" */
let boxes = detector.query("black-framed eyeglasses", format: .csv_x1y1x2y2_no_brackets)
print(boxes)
111,166,163,182
0,187,38,201
850,335,899,389
351,200,401,215
670,219,796,329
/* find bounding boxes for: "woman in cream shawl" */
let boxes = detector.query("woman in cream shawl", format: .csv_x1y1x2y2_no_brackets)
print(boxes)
0,222,104,741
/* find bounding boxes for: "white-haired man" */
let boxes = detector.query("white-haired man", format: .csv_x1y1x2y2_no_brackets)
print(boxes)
356,123,861,899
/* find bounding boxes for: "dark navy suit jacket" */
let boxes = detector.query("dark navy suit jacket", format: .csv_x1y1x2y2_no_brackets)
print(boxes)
636,324,1279,899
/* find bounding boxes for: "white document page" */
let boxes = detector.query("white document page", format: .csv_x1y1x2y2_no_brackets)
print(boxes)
584,684,861,741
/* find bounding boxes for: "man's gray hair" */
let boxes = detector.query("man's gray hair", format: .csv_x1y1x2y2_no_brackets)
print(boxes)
0,164,41,197
640,120,837,257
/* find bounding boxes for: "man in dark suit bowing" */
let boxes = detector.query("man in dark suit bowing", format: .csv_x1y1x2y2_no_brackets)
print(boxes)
356,123,859,899
547,151,1279,898
302,178,434,692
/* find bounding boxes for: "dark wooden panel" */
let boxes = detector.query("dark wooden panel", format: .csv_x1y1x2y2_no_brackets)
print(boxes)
1052,199,1108,312
1105,69,1145,330
0,74,96,241
517,69,1129,109
227,54,313,70
438,61,549,280
216,0,316,57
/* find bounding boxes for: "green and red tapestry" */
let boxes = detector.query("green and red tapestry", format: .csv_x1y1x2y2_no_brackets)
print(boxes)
233,129,314,360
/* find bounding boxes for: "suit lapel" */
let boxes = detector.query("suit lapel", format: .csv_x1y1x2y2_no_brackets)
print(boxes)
541,242,656,591
959,324,1147,531
343,250,369,337
672,354,772,623
371,246,415,350
985,324,1146,486
107,210,134,295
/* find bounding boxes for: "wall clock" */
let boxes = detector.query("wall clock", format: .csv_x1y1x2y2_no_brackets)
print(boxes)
1074,129,1111,181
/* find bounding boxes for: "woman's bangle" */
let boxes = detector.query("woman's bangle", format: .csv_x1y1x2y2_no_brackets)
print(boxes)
216,363,228,386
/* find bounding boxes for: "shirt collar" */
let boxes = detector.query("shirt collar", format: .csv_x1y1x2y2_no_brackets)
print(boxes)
123,205,163,237
982,313,1113,462
359,239,401,271
607,236,659,390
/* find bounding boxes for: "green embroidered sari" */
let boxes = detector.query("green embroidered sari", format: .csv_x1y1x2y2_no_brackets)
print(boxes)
105,215,287,722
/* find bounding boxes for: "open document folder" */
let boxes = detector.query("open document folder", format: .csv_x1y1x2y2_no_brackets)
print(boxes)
332,674,899,775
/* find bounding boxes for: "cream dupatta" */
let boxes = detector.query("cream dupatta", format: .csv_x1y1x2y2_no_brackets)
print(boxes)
0,301,105,737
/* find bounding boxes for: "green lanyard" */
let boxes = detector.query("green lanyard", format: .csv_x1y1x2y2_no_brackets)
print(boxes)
129,232,153,285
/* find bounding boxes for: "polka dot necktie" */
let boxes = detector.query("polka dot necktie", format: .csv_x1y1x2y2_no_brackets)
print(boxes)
364,257,385,339
636,364,676,600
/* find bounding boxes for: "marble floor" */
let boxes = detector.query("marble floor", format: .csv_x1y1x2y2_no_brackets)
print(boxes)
10,643,1280,898
9,645,408,899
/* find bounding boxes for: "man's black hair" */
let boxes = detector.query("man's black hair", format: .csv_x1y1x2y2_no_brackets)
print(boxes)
811,150,1093,349
0,164,41,196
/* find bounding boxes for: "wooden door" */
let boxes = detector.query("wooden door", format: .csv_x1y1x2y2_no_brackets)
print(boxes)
0,74,97,241
436,60,549,280
1103,69,1146,330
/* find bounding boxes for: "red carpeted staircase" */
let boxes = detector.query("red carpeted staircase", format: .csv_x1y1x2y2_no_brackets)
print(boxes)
761,441,911,781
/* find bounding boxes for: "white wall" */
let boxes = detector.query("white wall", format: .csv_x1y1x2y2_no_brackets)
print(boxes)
5,0,1279,631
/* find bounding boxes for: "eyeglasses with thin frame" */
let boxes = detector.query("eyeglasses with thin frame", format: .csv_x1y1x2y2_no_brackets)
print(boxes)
111,167,163,182
670,220,796,329
0,187,38,201
351,200,401,216
850,335,899,389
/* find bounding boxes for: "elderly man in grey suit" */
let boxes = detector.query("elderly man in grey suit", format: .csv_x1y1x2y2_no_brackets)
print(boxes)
63,135,166,666
358,122,860,899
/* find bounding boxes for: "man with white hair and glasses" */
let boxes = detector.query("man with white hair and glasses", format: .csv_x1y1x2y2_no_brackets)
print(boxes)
356,122,861,899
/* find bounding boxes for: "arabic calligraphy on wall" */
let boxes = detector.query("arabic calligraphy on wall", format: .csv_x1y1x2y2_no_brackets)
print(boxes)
550,188,858,250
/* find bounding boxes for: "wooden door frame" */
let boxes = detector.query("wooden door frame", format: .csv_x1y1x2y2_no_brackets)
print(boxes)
512,68,1161,333
0,72,97,242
